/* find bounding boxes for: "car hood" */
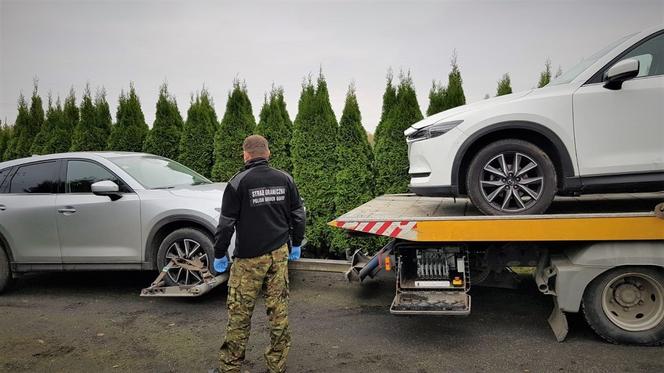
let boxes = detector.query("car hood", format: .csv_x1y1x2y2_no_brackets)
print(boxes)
167,182,227,202
408,89,535,131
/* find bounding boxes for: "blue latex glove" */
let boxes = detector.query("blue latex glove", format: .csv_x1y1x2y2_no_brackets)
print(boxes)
289,246,301,261
213,257,229,273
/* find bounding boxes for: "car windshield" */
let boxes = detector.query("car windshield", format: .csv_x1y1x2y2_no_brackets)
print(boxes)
109,155,211,189
548,32,637,86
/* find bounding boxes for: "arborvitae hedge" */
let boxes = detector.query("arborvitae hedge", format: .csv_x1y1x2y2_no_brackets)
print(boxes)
256,87,292,172
427,80,447,116
331,86,376,256
0,122,11,161
538,59,552,88
496,73,512,96
15,84,43,158
31,96,59,155
291,74,338,255
108,85,149,152
443,55,466,110
3,95,28,161
71,86,110,151
47,89,78,154
374,72,423,195
372,71,397,147
95,90,113,150
143,84,183,160
179,90,217,177
212,81,256,181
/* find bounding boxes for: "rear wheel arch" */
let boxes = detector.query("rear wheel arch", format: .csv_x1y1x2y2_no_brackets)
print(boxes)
453,121,576,195
145,216,216,268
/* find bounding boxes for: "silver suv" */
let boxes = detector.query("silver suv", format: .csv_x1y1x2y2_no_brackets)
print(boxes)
0,152,232,293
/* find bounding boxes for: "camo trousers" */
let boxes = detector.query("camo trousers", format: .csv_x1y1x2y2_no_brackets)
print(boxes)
219,244,291,373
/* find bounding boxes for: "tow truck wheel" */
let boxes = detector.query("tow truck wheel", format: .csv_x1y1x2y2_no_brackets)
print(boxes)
583,267,664,346
156,228,216,287
0,246,12,294
467,139,557,215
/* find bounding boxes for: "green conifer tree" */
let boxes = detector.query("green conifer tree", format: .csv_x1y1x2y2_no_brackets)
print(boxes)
372,71,397,146
256,86,292,172
291,73,338,255
95,89,113,150
143,84,183,159
443,53,466,110
3,94,28,161
108,84,149,152
46,88,77,154
0,121,10,161
31,95,59,155
374,72,423,195
331,85,376,255
496,73,513,96
71,85,109,151
212,80,256,181
15,82,44,158
178,89,217,177
426,80,447,116
538,58,552,88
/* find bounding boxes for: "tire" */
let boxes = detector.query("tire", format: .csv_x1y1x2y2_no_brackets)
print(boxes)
0,247,12,294
582,267,664,346
466,139,557,215
156,228,216,286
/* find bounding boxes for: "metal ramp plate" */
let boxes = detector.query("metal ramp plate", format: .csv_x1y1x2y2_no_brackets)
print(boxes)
391,290,470,315
330,193,664,242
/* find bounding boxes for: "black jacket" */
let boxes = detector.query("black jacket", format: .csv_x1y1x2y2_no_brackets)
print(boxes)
213,158,306,259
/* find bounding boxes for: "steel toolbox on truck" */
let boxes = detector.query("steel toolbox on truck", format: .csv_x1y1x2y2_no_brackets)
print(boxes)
331,193,664,345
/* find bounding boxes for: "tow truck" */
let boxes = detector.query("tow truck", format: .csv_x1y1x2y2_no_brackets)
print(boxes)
141,192,664,345
331,193,664,345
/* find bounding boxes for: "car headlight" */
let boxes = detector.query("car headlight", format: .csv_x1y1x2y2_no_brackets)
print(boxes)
406,120,463,142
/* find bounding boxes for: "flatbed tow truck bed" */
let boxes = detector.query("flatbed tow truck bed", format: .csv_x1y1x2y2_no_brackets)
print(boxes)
330,193,664,345
330,193,664,242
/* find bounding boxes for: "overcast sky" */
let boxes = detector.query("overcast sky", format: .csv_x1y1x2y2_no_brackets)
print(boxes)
1,0,662,132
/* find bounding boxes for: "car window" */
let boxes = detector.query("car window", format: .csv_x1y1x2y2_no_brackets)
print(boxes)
66,160,124,193
613,32,664,78
0,168,11,190
9,162,57,194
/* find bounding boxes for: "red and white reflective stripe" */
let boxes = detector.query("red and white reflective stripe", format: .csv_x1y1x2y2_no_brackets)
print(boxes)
335,220,417,238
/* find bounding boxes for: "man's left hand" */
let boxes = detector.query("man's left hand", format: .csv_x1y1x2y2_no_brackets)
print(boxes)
213,257,229,273
289,246,301,261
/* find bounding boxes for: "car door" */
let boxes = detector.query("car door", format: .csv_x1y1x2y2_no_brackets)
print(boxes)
56,159,142,263
0,161,61,263
572,31,664,177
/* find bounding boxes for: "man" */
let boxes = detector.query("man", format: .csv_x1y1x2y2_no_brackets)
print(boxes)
212,134,306,373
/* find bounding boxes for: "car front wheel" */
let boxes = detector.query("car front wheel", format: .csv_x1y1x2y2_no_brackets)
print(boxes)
156,228,216,286
467,139,557,215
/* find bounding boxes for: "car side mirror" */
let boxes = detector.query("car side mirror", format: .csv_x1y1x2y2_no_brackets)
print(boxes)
91,180,122,201
604,58,639,90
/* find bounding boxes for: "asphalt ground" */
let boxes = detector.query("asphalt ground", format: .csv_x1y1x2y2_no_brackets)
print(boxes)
0,269,662,373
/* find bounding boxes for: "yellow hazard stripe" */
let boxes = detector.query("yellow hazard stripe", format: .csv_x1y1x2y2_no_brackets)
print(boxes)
415,216,664,242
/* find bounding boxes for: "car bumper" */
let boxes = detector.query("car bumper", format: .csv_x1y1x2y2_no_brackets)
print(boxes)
407,128,463,196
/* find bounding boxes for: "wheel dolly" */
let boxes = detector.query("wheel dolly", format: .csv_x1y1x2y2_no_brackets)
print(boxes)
140,257,229,297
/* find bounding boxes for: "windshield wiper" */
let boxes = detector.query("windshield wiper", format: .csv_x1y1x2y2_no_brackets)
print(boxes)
152,186,176,190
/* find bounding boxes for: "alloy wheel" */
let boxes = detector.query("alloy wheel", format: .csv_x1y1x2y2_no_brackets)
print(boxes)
479,152,544,213
165,238,208,285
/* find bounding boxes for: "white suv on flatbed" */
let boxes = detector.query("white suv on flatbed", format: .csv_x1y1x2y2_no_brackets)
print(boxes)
406,25,664,215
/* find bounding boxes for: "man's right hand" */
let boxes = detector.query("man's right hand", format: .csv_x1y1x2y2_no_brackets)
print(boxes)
213,257,229,273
